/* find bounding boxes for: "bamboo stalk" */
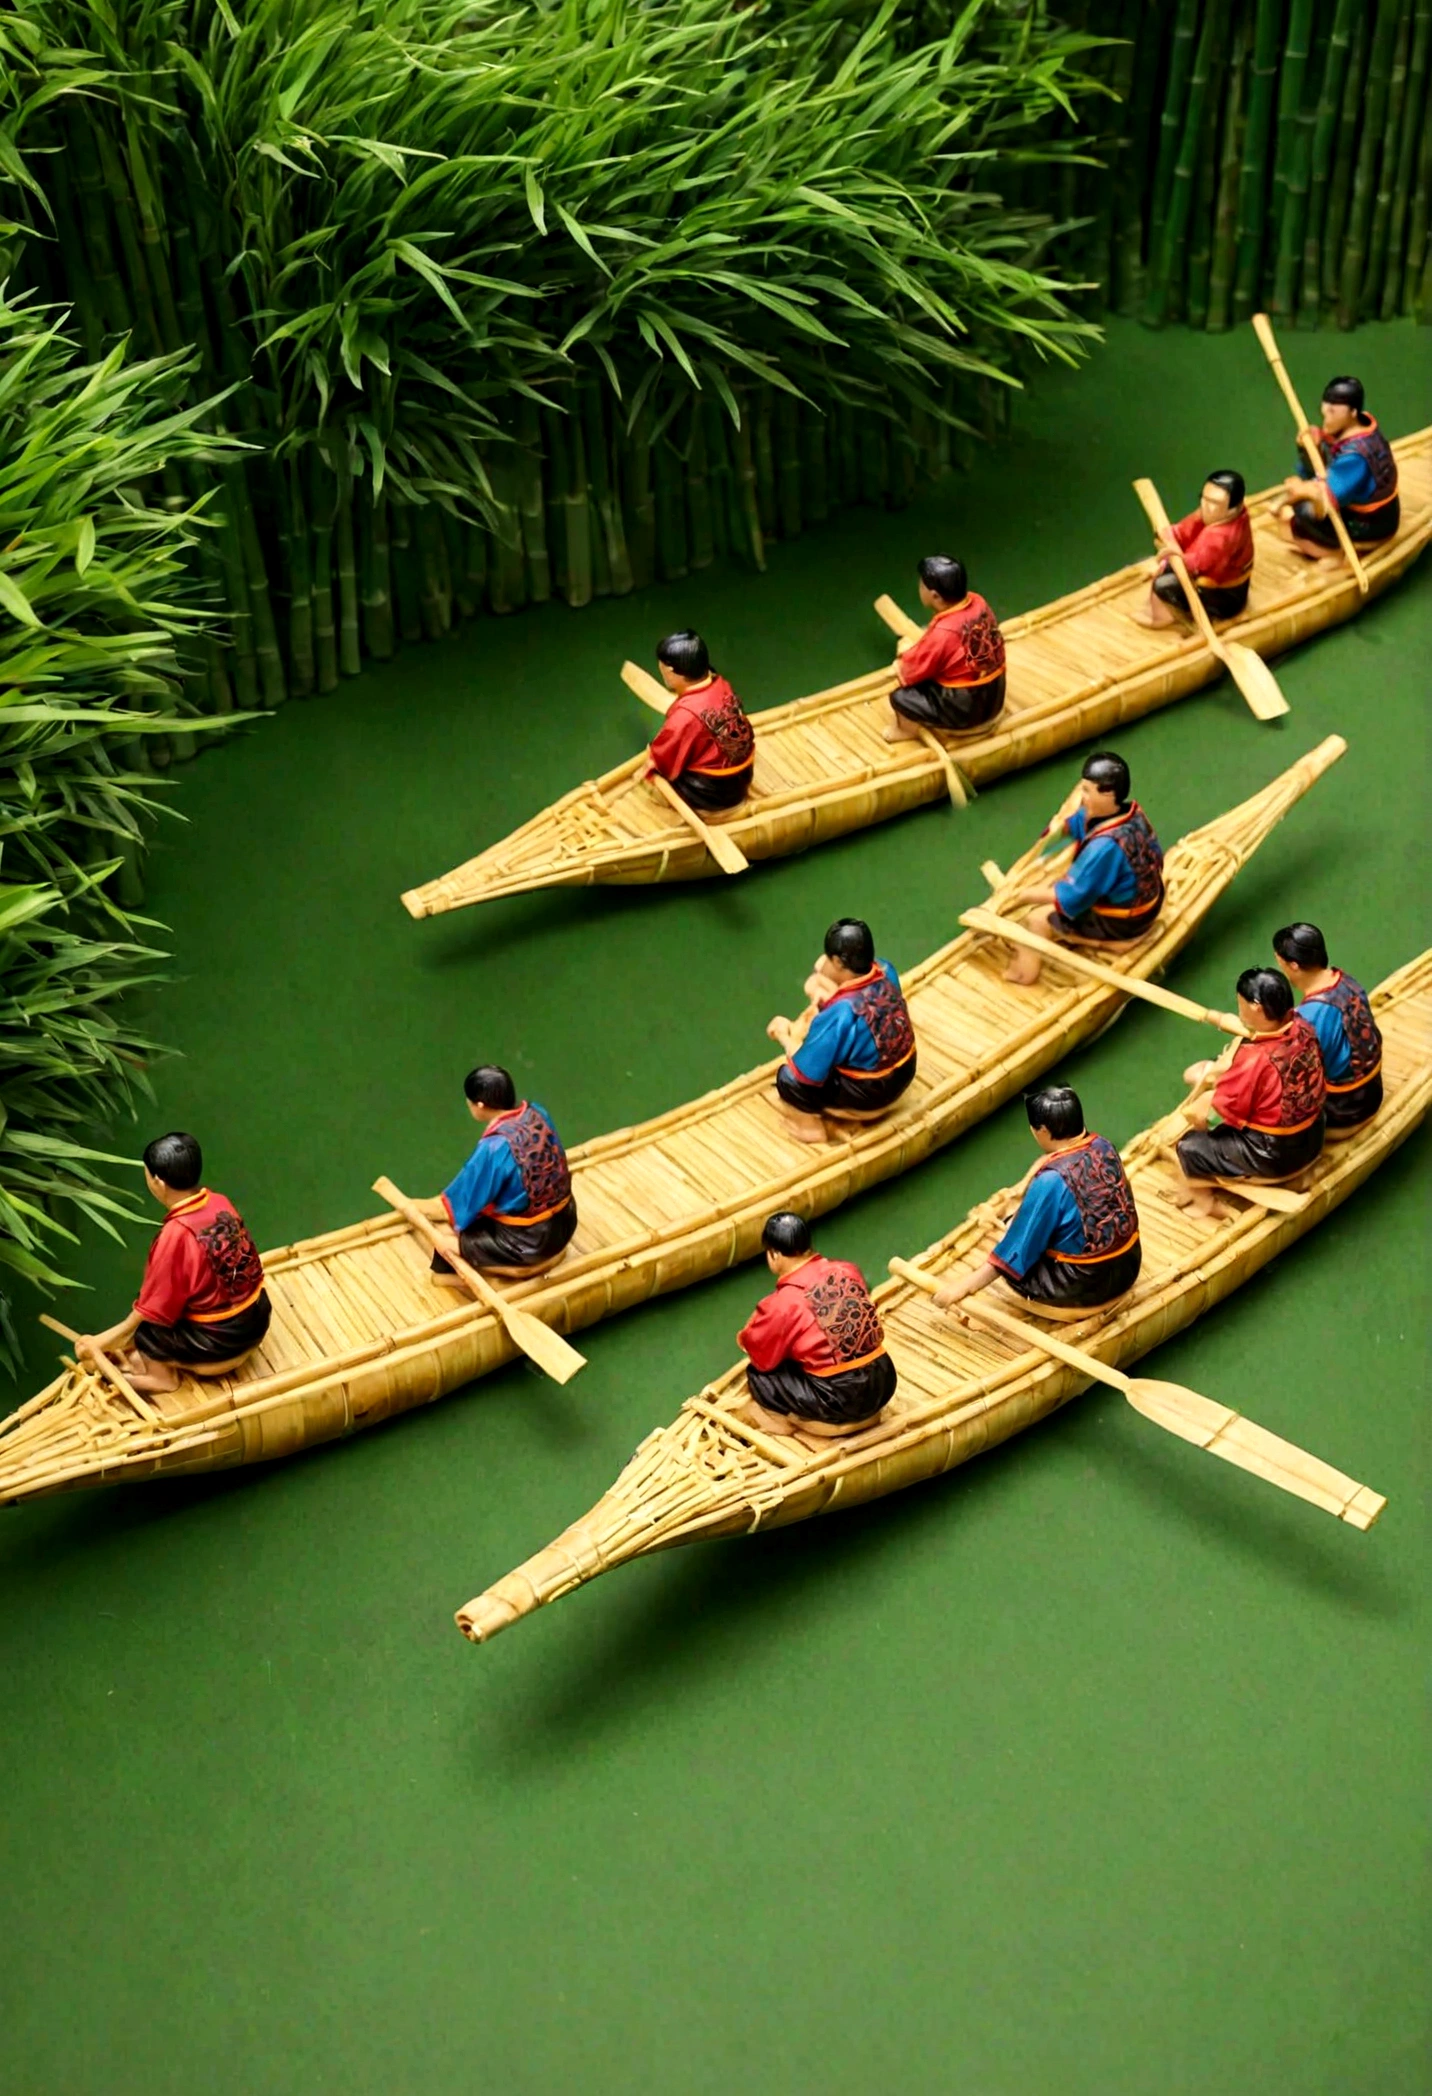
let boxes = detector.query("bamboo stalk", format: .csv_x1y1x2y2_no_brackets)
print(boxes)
1366,0,1417,315
1339,0,1403,326
1383,0,1432,316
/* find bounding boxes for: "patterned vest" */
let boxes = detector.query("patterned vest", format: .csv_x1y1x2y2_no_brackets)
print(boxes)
1248,1016,1326,1133
943,596,1006,685
828,966,916,1074
800,1257,886,1371
1323,419,1398,513
1036,1134,1139,1261
165,1192,265,1313
689,679,755,772
1304,973,1382,1088
488,1104,572,1220
1075,803,1165,921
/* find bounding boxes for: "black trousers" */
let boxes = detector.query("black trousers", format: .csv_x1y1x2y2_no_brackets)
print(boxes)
431,1199,578,1274
1325,1071,1383,1131
1176,1116,1326,1182
1152,567,1250,622
746,1351,898,1426
671,763,754,812
1050,901,1162,944
134,1290,272,1366
1003,1239,1142,1312
775,1054,916,1118
1289,495,1399,547
889,672,1006,734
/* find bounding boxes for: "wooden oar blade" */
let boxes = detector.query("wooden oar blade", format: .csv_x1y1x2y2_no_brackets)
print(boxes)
703,824,751,876
1222,640,1290,721
1125,1380,1385,1529
504,1306,588,1385
874,593,923,642
620,659,671,714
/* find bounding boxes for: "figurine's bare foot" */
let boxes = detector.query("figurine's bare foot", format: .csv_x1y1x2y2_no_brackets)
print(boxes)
782,1115,832,1145
1172,1181,1235,1220
883,720,922,745
430,1269,469,1289
737,1399,799,1437
125,1356,182,1395
1130,598,1175,630
1003,955,1043,986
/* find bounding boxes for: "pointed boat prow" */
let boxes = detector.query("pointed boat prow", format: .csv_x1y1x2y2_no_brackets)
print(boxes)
456,1515,615,1644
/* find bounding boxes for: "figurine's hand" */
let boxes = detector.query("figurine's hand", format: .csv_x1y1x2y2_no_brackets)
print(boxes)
75,1335,98,1358
767,1016,791,1045
932,1279,964,1310
1157,525,1178,549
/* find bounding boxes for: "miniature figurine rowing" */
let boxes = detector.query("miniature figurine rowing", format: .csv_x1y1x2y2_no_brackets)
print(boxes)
765,917,917,1145
452,948,1432,1649
0,746,1345,1507
400,420,1430,916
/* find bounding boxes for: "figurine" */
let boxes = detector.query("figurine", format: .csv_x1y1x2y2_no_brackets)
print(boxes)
1175,968,1326,1215
420,1065,577,1280
884,554,1006,744
74,1133,271,1394
645,629,755,810
1272,922,1383,1135
1132,469,1253,628
933,1087,1141,1320
1279,376,1400,560
1003,751,1165,986
765,918,916,1145
736,1211,896,1437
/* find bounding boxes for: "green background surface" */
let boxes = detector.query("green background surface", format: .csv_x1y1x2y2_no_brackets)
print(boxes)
2,321,1428,2094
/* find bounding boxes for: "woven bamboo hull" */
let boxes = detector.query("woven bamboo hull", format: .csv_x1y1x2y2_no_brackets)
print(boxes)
462,950,1432,1643
402,430,1432,915
0,744,1344,1506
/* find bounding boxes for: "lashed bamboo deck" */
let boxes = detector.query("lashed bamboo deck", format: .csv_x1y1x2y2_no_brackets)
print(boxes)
403,429,1432,916
0,744,1340,1506
460,949,1432,1644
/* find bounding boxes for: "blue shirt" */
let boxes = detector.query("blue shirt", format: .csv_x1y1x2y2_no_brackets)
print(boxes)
442,1103,557,1229
1054,809,1137,919
991,1168,1087,1279
1299,994,1352,1082
790,960,902,1084
1297,445,1376,507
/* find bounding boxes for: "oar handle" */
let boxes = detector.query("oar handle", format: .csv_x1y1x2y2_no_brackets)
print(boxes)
1250,314,1370,596
39,1311,158,1422
1132,477,1224,654
887,1258,1131,1394
372,1175,503,1316
874,593,924,644
620,660,672,714
959,907,1246,1034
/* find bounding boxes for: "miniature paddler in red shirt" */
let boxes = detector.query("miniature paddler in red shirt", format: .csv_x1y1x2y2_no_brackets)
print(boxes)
645,629,755,813
418,1063,578,1281
1134,469,1254,629
1003,751,1165,987
1175,968,1326,1217
1278,374,1400,562
765,917,917,1146
884,553,1006,744
76,1131,271,1395
932,1087,1141,1321
1272,921,1383,1135
737,1211,897,1437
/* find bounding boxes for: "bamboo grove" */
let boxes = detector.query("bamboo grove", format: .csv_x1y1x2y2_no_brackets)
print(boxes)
1036,0,1432,334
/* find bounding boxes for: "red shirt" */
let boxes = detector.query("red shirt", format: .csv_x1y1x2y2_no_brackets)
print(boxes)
646,674,754,781
898,595,1005,688
738,1254,885,1375
135,1189,266,1326
1168,508,1254,588
1212,1018,1326,1133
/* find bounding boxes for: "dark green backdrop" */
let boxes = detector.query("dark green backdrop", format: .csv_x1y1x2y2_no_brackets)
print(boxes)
2,322,1427,2094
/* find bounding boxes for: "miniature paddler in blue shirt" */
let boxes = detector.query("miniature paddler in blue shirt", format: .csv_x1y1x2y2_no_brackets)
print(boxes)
765,917,917,1146
1272,920,1384,1133
1003,750,1164,987
933,1086,1142,1319
421,1063,578,1282
1278,374,1399,561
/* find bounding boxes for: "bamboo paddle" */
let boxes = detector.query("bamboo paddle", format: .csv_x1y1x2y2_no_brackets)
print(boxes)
372,1177,586,1386
1133,478,1289,721
38,1313,160,1424
870,595,969,807
887,1262,1385,1529
959,906,1246,1035
1251,314,1370,597
649,772,750,875
620,659,673,714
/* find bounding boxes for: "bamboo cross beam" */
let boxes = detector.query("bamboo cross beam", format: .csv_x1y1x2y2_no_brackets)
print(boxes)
372,1178,586,1386
1251,314,1370,596
620,659,672,714
1133,478,1289,720
959,906,1247,1034
648,772,750,875
38,1313,161,1424
887,1261,1385,1530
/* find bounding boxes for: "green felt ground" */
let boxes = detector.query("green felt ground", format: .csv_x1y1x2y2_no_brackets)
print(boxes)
2,321,1429,2094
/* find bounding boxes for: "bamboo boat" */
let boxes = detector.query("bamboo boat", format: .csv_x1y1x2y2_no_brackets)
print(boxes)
401,428,1432,916
0,743,1341,1507
458,949,1432,1645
